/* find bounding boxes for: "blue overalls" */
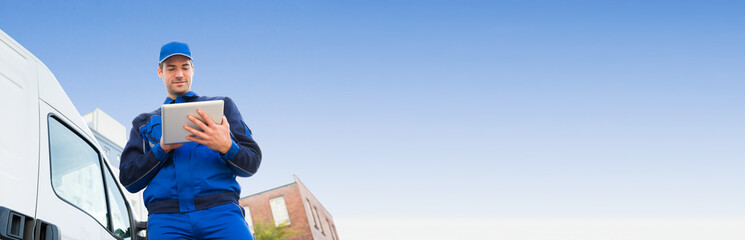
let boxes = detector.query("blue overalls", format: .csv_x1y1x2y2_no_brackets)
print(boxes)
119,91,262,239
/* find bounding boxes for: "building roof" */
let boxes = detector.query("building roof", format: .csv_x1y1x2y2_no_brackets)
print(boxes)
241,181,297,199
82,108,127,148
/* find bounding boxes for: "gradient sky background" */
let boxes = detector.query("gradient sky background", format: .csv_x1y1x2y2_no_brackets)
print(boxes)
2,1,744,239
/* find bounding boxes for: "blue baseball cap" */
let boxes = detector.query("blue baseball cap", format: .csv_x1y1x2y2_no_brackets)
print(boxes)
159,41,192,64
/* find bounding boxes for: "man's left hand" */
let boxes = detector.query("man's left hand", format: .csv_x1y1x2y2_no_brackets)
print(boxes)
184,109,232,154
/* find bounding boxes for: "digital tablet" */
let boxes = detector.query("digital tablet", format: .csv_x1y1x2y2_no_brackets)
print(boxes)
161,100,224,144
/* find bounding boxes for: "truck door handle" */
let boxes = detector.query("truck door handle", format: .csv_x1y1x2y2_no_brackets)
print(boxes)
34,219,59,240
0,206,35,240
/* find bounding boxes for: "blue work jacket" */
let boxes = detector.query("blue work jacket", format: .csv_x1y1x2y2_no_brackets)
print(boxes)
119,91,262,214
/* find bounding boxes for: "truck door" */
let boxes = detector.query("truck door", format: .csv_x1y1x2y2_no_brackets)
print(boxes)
35,104,123,239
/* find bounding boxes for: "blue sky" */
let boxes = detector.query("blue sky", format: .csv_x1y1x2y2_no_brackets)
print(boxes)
2,0,745,238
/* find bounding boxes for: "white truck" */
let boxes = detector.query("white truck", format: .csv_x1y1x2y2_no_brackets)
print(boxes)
0,29,145,239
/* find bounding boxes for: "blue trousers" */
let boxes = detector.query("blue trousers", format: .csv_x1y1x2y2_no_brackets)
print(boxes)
148,203,254,240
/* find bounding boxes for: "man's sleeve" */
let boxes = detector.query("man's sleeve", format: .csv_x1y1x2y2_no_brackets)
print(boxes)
119,115,170,193
220,97,262,177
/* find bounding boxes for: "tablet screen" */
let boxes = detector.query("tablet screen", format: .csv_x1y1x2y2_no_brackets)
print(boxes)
161,100,224,144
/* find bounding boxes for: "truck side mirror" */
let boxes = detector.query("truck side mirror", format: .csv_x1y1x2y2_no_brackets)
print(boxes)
134,221,147,240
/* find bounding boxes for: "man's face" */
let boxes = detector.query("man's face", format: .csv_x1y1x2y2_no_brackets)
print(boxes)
158,55,193,98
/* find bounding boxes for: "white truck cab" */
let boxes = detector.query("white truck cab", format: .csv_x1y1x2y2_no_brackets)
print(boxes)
0,29,145,239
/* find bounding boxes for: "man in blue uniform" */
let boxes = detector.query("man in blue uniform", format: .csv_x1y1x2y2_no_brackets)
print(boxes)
119,41,261,239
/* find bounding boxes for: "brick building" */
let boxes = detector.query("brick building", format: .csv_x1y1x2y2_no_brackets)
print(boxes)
240,176,340,240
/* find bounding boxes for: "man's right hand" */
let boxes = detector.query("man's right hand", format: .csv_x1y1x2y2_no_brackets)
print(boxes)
160,137,184,153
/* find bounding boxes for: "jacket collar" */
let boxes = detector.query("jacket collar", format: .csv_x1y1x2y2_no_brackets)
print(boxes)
164,91,198,104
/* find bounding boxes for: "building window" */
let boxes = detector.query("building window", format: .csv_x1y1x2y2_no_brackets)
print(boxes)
308,199,318,229
332,224,339,240
244,206,254,231
316,207,324,235
269,196,290,226
327,219,336,240
327,218,333,238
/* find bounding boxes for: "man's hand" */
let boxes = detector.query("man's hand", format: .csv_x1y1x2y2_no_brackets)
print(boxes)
160,137,184,153
184,109,233,154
